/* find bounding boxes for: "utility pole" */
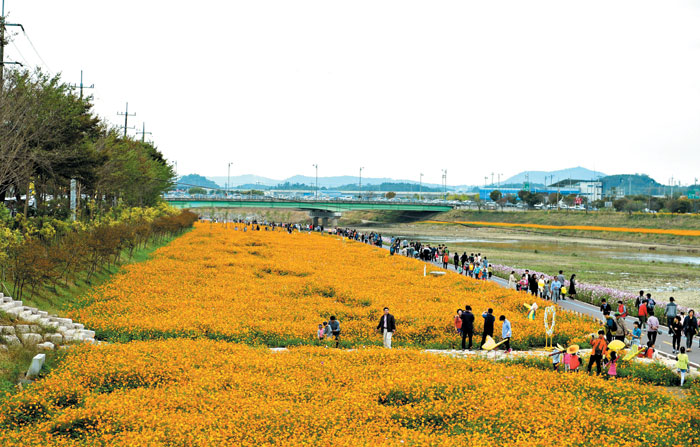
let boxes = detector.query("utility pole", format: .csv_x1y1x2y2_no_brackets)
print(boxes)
312,164,318,198
117,102,136,138
419,173,423,201
491,172,494,186
359,167,364,200
497,173,503,187
135,122,152,143
69,70,94,100
484,176,488,187
227,162,233,196
441,169,447,200
0,0,25,90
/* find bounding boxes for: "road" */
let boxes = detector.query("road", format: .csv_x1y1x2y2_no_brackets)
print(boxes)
381,242,699,368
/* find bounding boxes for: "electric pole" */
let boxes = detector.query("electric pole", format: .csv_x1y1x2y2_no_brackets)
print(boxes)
117,102,136,138
69,70,94,100
0,0,25,90
227,162,232,196
359,167,364,200
312,164,318,198
135,122,152,143
419,173,423,201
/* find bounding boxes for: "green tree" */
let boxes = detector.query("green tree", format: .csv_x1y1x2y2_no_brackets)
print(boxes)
385,191,396,199
188,187,207,195
489,190,502,202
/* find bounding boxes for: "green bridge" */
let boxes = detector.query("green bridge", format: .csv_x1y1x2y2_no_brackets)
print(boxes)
165,198,453,225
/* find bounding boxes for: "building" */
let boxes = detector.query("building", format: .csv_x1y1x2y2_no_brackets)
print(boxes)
479,187,580,201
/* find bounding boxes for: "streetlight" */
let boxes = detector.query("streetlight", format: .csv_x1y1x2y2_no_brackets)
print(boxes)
312,164,318,198
441,169,447,200
227,162,233,196
419,173,423,201
359,167,364,200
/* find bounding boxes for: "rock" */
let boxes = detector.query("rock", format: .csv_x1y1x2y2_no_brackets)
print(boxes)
19,333,43,346
26,353,45,378
56,318,72,325
15,325,30,334
5,307,22,317
48,334,63,345
45,321,59,330
84,338,95,344
36,342,55,351
24,314,41,323
29,325,41,332
82,330,96,339
73,323,84,330
0,326,16,335
1,335,21,347
38,311,48,317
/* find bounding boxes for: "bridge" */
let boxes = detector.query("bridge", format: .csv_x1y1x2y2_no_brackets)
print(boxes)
164,197,453,226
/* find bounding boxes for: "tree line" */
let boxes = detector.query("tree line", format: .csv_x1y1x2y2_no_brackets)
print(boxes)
0,206,197,301
0,69,175,218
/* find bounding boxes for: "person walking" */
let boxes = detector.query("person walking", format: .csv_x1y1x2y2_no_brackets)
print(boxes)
588,331,608,375
614,313,627,342
665,297,678,334
499,315,512,353
481,308,496,349
453,252,460,270
604,314,617,343
635,290,644,313
670,316,683,354
376,307,396,349
460,306,475,350
508,271,516,290
600,299,612,315
647,313,660,347
676,347,689,387
557,271,566,299
550,277,562,303
638,300,649,330
683,310,697,353
617,300,628,318
568,274,577,299
329,316,341,348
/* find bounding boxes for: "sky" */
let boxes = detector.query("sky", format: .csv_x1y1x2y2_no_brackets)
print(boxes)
4,0,700,186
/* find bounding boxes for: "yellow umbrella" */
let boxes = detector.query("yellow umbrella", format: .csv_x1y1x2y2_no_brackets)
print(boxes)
622,345,642,361
481,335,508,351
608,340,625,352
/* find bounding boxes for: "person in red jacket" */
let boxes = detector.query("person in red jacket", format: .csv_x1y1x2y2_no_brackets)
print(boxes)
588,331,608,375
638,300,649,330
617,300,628,318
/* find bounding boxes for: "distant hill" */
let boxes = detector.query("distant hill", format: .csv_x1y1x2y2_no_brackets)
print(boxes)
207,175,279,187
178,174,220,189
204,174,445,189
503,167,605,186
601,174,664,196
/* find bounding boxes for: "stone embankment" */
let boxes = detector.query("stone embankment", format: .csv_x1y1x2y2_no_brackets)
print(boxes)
0,293,95,352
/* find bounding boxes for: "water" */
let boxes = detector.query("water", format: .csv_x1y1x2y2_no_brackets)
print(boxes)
408,235,519,244
610,253,700,265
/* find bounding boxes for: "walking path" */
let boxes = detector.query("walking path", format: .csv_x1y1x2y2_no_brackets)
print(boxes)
375,240,700,368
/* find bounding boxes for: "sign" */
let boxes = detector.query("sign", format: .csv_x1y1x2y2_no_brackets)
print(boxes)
689,190,700,199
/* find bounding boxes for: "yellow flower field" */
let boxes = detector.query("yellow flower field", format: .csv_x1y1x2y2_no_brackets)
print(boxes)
421,220,700,237
70,223,597,349
1,340,697,447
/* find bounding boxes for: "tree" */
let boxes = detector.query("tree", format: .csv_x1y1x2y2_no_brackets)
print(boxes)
668,198,692,214
385,191,396,199
505,194,517,205
188,187,207,195
489,190,502,202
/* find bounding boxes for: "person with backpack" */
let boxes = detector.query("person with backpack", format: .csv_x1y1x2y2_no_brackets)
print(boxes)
481,308,496,349
614,313,627,342
646,293,656,316
460,306,475,350
665,297,678,333
604,313,617,343
635,290,644,312
588,330,608,375
647,313,660,347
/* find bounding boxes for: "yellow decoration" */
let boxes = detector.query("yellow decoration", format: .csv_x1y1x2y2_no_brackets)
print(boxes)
608,340,625,352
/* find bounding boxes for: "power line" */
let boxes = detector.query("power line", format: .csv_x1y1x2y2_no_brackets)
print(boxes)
135,122,152,143
20,28,50,72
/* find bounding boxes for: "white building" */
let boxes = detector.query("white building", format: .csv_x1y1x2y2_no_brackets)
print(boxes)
578,181,603,202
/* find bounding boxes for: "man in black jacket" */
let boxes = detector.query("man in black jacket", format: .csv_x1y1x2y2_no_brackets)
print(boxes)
376,307,396,348
460,305,475,350
481,308,495,348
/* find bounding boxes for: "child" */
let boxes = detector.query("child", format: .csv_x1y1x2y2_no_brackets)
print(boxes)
676,347,689,387
454,310,463,334
549,348,563,371
631,322,642,347
317,324,325,341
571,354,582,372
607,351,618,379
563,351,572,372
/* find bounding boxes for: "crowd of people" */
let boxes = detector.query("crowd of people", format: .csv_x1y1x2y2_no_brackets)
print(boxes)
228,220,695,385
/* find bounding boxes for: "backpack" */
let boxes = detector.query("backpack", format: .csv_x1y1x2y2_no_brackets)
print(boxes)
608,318,617,333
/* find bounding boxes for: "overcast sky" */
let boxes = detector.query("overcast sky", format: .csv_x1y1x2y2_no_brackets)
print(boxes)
5,1,700,185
